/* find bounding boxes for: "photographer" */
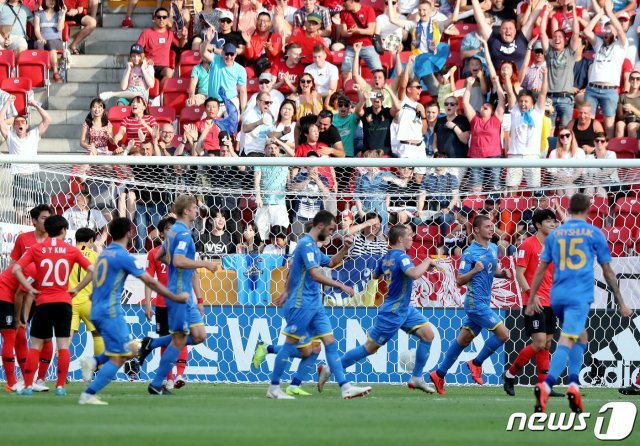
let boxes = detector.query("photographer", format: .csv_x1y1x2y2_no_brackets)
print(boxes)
355,84,401,156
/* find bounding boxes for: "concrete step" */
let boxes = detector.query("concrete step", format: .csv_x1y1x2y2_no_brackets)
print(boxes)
67,67,123,83
50,82,121,97
42,124,83,139
84,40,137,55
39,138,82,153
32,109,87,126
105,5,156,14
102,13,154,29
69,54,130,69
49,96,106,110
90,27,145,42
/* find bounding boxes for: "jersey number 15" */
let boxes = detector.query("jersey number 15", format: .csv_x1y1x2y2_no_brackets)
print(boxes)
558,238,587,271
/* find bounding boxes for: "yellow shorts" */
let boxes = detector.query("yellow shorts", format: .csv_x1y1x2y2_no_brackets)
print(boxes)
71,300,95,332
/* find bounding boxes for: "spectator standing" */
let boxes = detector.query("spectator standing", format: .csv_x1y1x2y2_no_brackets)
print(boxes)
99,44,155,105
232,0,261,36
241,91,275,156
80,98,112,156
0,0,32,53
64,0,97,54
520,39,547,95
253,142,290,240
292,0,332,39
567,101,604,155
217,9,246,59
190,0,220,50
416,154,460,237
34,0,65,82
355,88,400,156
62,188,107,239
434,95,471,183
201,36,248,114
340,0,383,80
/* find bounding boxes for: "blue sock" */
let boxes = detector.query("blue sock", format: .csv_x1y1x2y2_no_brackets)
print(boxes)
150,335,172,349
151,345,180,388
290,347,302,359
325,341,347,387
568,343,587,385
341,345,369,370
86,361,119,395
292,352,319,386
267,344,278,354
413,341,432,378
94,353,109,366
472,335,504,367
436,340,465,378
545,344,571,389
270,343,298,386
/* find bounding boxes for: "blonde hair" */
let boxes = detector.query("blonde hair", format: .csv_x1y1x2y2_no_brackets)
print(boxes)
363,149,384,158
173,194,197,217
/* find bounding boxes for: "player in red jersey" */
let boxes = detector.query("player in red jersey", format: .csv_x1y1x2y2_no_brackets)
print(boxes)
503,209,563,397
143,216,201,389
0,263,36,392
10,204,56,392
13,215,95,396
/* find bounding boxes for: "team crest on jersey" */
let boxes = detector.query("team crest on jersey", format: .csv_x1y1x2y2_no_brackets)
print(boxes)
177,241,187,250
402,258,411,266
518,249,525,258
307,253,315,262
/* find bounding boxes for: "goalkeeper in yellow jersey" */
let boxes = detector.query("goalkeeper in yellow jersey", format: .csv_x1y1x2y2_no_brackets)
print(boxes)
69,228,104,357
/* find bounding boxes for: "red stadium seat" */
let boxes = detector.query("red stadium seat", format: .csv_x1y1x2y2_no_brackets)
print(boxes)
451,23,477,39
557,195,608,227
161,78,189,115
602,227,633,257
331,50,345,68
149,106,176,126
343,79,358,102
413,225,441,258
178,105,204,133
462,195,485,211
379,51,395,77
360,0,385,13
0,49,15,83
148,78,160,100
607,137,637,159
178,50,201,78
247,77,259,94
17,50,50,88
107,105,132,149
419,92,433,107
1,77,32,115
614,196,640,228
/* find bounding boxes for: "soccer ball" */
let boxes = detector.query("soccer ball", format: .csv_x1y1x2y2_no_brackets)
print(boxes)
398,349,416,373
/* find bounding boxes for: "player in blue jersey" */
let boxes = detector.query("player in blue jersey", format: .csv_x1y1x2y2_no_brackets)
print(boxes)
527,193,631,413
317,225,438,393
78,218,188,405
429,215,512,394
268,210,372,400
137,195,218,395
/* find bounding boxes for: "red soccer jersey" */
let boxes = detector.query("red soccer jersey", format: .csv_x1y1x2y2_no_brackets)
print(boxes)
195,119,221,152
17,238,91,305
10,231,45,261
271,59,305,94
137,28,179,68
339,5,376,47
0,264,37,303
516,235,553,306
287,28,331,65
146,245,168,307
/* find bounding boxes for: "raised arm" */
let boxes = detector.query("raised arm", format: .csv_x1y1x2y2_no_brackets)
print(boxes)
569,4,581,52
604,0,627,47
32,100,52,135
535,66,548,111
493,75,506,120
462,77,477,122
0,95,14,141
470,0,492,40
521,0,546,41
582,5,604,47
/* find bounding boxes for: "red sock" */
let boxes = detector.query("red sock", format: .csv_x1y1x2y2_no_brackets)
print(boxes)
23,348,41,388
536,349,550,383
56,349,70,388
508,344,537,376
161,347,174,381
176,347,188,376
37,341,53,381
14,326,28,370
1,330,17,386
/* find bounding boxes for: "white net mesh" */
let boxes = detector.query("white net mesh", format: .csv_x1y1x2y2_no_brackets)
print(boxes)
1,158,639,387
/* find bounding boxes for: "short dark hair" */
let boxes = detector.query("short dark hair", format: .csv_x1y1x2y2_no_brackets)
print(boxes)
532,209,557,229
30,204,53,220
357,211,380,225
318,109,333,120
75,227,96,243
157,216,176,233
269,225,288,240
388,225,407,245
257,11,271,20
425,100,439,110
109,217,133,241
472,214,491,230
204,97,220,107
371,69,386,78
569,193,591,215
153,6,169,16
312,210,336,227
312,44,325,54
44,215,69,237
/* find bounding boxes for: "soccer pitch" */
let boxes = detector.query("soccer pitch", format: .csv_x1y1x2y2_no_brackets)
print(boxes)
1,384,637,446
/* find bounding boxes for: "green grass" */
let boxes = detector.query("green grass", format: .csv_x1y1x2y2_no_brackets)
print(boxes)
1,383,638,446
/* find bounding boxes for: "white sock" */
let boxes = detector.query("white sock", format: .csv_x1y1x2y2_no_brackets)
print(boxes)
340,383,351,391
505,370,515,379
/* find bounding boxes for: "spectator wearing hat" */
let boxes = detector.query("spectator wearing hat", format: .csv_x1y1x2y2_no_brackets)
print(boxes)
136,7,188,82
616,11,637,65
340,0,383,79
217,8,246,59
243,12,283,69
304,44,339,108
245,72,285,118
292,0,332,39
186,56,210,106
241,91,275,156
99,44,155,105
355,86,401,156
520,39,547,96
64,0,97,54
271,43,305,95
201,28,248,114
332,95,360,157
287,12,332,65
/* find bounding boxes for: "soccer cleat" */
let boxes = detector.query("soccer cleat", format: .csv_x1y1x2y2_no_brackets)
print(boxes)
407,377,436,394
503,373,515,396
19,387,32,396
137,337,154,365
55,386,67,396
467,360,484,385
619,385,640,395
80,356,97,383
5,382,24,393
550,389,565,397
121,17,133,28
174,375,186,389
267,386,295,400
534,383,550,413
317,364,331,393
567,385,583,413
79,392,108,405
429,371,446,395
252,341,267,369
286,385,312,396
32,379,49,392
341,385,372,399
165,379,175,391
148,383,172,395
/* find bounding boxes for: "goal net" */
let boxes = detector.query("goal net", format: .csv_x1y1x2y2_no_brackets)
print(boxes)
1,156,639,388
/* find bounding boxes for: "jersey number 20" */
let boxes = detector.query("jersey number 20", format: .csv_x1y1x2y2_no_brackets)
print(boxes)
40,258,70,286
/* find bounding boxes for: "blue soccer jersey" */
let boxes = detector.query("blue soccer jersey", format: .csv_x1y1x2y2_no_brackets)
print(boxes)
458,241,499,311
165,221,197,295
285,234,331,310
541,219,612,305
375,249,415,319
91,243,145,320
